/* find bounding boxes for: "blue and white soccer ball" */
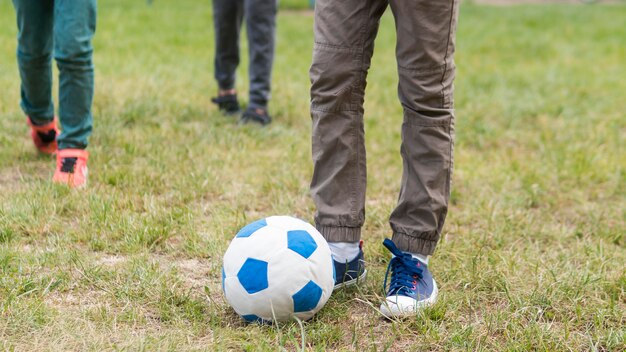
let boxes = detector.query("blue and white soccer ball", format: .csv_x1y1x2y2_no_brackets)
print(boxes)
222,216,335,323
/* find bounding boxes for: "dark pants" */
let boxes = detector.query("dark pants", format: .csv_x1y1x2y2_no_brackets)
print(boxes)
310,0,459,255
13,0,96,150
212,0,277,110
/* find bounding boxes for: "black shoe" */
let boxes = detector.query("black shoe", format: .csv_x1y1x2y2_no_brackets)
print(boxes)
240,108,272,126
211,94,241,115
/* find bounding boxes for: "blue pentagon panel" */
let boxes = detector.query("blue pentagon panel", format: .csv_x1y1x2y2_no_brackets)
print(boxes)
292,280,323,313
287,230,318,259
237,258,269,294
242,314,271,324
221,267,226,292
235,218,268,238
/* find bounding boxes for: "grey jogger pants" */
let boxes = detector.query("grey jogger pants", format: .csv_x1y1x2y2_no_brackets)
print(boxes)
310,0,459,256
212,0,277,109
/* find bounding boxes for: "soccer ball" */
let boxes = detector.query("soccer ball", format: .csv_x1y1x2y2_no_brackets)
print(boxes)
222,216,335,323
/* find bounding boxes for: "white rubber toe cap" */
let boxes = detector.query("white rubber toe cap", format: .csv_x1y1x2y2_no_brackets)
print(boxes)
380,280,438,318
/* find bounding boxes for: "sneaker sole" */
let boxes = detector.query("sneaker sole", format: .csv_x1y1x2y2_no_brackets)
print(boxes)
333,269,367,290
380,280,438,318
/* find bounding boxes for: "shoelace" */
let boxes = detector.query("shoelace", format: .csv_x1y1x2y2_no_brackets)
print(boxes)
382,238,424,297
60,157,78,173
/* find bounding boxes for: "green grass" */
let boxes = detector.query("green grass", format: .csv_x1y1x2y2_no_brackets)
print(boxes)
1,1,625,350
281,0,313,10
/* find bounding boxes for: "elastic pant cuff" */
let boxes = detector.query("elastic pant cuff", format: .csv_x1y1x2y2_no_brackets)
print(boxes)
28,116,55,126
58,141,88,150
392,233,438,256
316,225,361,243
218,81,235,91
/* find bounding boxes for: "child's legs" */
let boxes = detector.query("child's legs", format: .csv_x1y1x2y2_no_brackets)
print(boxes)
388,0,459,255
309,0,387,243
13,0,55,125
53,0,97,150
213,0,244,91
245,0,277,110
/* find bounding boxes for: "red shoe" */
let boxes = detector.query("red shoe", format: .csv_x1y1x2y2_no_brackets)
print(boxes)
27,117,59,155
53,149,89,188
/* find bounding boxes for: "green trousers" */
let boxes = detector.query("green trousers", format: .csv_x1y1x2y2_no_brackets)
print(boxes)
13,0,97,150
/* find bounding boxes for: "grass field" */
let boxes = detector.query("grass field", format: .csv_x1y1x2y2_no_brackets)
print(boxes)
1,0,625,350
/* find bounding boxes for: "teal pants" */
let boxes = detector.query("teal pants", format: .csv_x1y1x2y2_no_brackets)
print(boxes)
13,0,97,150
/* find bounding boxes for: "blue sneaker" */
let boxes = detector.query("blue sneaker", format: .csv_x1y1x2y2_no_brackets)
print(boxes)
380,238,438,317
333,241,367,289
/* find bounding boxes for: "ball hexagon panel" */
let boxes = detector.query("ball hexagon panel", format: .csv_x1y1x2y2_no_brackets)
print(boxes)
292,280,323,313
266,216,314,232
287,230,318,259
223,225,287,276
267,248,314,296
224,275,267,317
237,258,269,294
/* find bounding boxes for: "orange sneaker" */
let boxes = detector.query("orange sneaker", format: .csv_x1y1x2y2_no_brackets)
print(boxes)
27,117,59,155
53,149,89,188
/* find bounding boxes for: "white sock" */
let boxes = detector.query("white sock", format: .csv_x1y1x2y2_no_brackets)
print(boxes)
408,252,429,265
328,242,360,263
391,252,429,264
